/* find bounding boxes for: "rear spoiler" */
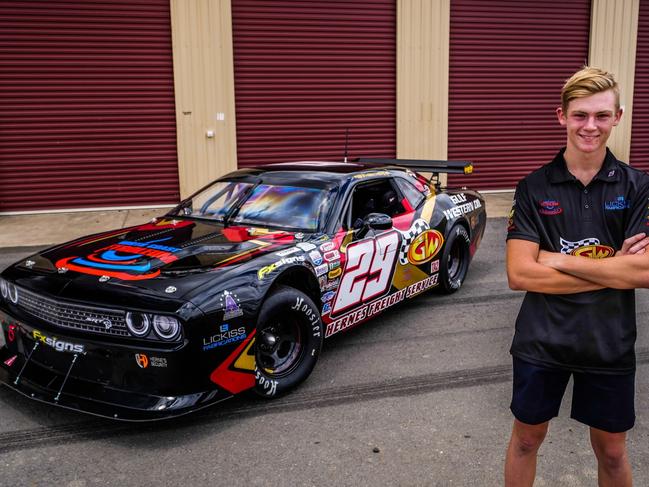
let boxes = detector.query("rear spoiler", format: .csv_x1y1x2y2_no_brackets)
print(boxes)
358,158,473,175
357,158,473,190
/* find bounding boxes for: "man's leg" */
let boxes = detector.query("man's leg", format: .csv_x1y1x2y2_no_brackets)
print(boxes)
590,427,632,487
504,419,549,487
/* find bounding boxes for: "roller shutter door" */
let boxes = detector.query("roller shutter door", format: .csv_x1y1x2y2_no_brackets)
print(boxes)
232,0,396,167
447,0,590,190
0,0,179,213
630,0,649,171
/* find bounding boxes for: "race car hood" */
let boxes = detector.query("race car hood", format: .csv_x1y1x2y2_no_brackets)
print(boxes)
5,217,304,303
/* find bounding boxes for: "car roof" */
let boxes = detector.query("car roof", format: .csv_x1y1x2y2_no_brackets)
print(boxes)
223,161,409,187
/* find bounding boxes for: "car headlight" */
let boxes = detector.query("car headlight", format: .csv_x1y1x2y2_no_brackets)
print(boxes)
125,312,151,337
152,315,181,340
0,279,19,304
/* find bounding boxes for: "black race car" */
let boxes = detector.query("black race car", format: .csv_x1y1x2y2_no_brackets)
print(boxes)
0,158,486,420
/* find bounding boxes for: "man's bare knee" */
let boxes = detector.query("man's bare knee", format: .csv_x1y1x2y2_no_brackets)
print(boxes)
511,420,548,455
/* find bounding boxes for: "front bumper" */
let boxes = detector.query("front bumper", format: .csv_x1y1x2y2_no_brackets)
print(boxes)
0,312,234,421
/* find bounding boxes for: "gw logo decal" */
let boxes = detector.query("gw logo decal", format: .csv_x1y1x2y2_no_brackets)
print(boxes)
560,237,614,259
407,230,444,265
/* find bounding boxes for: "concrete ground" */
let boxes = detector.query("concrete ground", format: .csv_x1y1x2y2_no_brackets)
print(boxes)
0,192,514,248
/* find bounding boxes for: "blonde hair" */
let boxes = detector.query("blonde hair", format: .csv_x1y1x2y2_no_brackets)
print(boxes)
561,66,620,112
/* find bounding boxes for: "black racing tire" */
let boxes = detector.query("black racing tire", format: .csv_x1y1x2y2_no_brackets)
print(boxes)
438,224,471,294
254,285,323,398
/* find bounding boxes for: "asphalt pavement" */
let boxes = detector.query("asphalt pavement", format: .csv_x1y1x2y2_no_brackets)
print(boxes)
1,195,648,486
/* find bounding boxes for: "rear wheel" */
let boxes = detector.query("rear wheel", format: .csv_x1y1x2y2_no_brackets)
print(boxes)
438,225,471,294
254,286,323,398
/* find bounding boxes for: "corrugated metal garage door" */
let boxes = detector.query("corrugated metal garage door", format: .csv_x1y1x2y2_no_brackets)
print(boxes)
447,0,590,190
231,0,396,167
630,0,649,171
0,0,179,213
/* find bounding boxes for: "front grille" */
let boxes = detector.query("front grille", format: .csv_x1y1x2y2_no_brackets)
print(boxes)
16,287,129,337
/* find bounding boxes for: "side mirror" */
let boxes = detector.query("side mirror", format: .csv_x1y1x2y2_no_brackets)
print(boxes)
355,213,392,238
365,212,393,230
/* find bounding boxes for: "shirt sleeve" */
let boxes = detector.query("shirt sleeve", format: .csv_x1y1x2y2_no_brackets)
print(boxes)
506,178,540,244
624,176,649,238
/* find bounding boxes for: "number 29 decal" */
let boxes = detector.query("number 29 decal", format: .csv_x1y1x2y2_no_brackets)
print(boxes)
331,230,400,317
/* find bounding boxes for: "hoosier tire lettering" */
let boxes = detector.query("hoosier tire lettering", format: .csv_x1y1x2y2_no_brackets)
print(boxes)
254,286,324,398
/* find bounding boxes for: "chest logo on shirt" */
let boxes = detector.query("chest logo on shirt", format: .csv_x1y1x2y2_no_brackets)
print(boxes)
604,196,630,211
538,200,562,215
559,237,614,258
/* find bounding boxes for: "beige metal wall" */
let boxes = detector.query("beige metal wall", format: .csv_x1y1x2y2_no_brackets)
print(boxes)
396,0,450,161
589,0,640,163
170,0,238,199
167,0,642,195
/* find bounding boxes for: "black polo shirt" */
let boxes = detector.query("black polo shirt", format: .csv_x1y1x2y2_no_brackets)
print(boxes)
507,148,649,374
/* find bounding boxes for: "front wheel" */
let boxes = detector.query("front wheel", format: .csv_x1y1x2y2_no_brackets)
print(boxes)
438,225,471,294
254,285,323,398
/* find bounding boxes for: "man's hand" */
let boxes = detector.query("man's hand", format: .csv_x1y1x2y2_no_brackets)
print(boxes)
618,232,649,255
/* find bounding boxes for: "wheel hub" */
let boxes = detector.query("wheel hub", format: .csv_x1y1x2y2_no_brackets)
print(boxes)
259,329,279,353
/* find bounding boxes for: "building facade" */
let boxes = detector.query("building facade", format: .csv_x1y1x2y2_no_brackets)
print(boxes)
0,0,646,213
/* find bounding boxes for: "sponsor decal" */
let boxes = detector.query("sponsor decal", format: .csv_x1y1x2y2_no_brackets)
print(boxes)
604,196,630,211
325,274,440,338
538,200,562,215
328,260,341,271
353,170,390,179
165,286,177,294
276,247,301,257
430,259,440,273
4,355,17,367
322,291,335,302
322,302,332,315
608,170,616,177
135,353,167,368
98,275,110,282
407,230,444,265
328,268,342,279
318,275,328,288
320,241,336,252
219,290,244,320
323,278,340,291
315,263,329,276
450,193,467,205
296,242,316,252
32,329,85,354
294,233,305,241
56,237,182,281
323,250,340,262
443,198,482,220
135,353,149,368
257,255,306,280
203,324,248,351
397,219,430,264
24,260,35,268
309,250,323,265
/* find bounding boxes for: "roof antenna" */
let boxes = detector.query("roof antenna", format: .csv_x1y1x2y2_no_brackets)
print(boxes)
343,128,349,163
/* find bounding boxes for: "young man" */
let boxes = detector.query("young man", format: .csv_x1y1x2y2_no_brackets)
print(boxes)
504,66,649,487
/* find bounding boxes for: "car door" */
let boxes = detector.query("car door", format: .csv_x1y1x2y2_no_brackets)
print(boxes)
329,177,414,319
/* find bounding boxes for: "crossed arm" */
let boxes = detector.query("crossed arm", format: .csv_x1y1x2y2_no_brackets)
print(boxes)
506,233,649,294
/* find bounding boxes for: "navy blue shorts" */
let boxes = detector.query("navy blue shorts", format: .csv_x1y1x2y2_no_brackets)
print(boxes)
510,357,635,433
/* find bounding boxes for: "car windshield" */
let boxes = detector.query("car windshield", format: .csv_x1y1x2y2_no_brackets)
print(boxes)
173,180,333,232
